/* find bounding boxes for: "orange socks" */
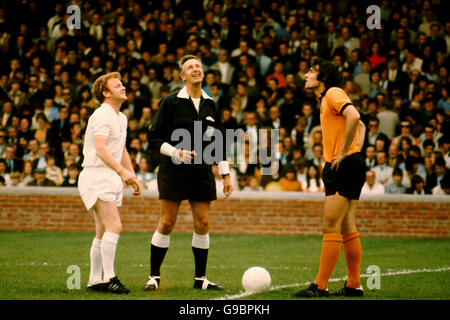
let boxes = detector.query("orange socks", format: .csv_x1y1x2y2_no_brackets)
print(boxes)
342,231,361,288
315,233,342,290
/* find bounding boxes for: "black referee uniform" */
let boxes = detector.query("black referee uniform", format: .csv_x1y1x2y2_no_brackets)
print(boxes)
148,87,227,202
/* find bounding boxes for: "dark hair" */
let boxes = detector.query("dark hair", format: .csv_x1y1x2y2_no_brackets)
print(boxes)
311,58,342,89
368,116,380,125
423,139,435,150
435,157,446,167
35,113,49,123
393,167,403,177
440,172,450,189
306,164,321,189
411,174,424,189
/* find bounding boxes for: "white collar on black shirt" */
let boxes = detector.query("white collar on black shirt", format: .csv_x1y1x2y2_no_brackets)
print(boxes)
177,86,213,100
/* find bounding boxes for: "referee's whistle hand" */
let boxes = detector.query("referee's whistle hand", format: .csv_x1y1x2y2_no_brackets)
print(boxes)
177,149,197,162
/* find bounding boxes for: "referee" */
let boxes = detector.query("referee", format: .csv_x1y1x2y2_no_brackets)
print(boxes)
293,58,367,298
144,55,233,291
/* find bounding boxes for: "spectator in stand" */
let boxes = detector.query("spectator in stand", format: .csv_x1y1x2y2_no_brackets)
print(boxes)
364,144,377,169
384,168,407,194
3,144,23,173
45,152,63,186
402,45,423,74
0,159,10,185
7,171,21,187
242,175,263,192
367,41,386,71
407,174,431,194
265,61,287,89
361,170,385,195
432,172,450,195
363,117,390,154
279,166,302,192
18,160,34,186
391,120,420,149
135,157,156,190
61,164,79,187
26,167,56,187
426,157,450,191
0,129,8,158
372,151,393,186
304,164,324,192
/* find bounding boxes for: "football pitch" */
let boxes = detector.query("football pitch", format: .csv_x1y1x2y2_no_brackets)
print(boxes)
0,231,448,300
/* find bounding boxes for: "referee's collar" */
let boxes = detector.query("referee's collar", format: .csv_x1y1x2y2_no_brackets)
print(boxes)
177,86,213,100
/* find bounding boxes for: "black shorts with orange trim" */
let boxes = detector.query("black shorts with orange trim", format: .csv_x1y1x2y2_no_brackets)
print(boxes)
322,152,367,200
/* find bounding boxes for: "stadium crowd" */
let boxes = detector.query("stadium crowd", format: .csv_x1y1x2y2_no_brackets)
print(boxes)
0,0,449,195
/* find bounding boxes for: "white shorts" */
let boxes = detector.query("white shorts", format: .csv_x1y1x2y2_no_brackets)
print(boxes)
78,167,123,210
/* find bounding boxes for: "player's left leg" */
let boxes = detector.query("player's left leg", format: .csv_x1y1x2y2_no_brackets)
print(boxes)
342,200,362,290
94,199,129,294
190,201,223,290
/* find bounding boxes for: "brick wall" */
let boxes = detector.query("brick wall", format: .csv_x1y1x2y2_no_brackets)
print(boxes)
0,187,449,238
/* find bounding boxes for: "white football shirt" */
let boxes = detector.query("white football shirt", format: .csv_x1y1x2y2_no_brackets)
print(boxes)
81,103,127,169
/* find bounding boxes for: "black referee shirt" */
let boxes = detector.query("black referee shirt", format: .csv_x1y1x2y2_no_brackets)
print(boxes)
148,87,228,171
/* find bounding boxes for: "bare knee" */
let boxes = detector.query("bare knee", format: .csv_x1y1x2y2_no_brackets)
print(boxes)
158,218,176,234
194,216,209,234
106,221,122,234
341,224,357,235
323,216,342,234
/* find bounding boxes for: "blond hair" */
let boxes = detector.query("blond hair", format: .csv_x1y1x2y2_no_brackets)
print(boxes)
91,72,121,103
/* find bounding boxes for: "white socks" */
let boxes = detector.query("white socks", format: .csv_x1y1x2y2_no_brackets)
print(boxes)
88,238,103,285
101,232,120,281
151,230,170,248
192,232,210,249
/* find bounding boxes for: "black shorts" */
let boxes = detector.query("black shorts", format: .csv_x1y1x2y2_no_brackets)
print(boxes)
322,152,367,200
157,164,217,202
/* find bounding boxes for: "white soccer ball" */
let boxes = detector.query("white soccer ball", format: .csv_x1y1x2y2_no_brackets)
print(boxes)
242,266,271,293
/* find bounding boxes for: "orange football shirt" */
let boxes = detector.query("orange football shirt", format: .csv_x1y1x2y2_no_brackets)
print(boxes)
320,87,360,163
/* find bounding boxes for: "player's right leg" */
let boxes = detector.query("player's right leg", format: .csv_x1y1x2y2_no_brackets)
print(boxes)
293,193,349,298
94,199,129,294
144,199,180,291
330,200,363,297
86,208,105,292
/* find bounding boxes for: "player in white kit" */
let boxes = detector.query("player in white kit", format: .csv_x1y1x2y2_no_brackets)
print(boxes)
78,72,141,294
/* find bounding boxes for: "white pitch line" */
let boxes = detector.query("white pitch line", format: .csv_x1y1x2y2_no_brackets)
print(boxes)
214,266,450,300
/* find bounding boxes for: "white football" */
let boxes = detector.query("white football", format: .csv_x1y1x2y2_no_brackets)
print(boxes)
242,266,271,293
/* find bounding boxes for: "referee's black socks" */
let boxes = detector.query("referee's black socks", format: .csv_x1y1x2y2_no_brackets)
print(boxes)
150,231,170,277
192,233,210,278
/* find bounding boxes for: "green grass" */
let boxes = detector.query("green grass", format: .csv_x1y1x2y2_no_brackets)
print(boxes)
0,231,448,300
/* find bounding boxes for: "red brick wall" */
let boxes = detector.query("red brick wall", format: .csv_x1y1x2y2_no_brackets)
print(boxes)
0,188,449,238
